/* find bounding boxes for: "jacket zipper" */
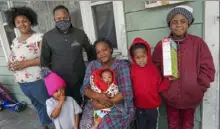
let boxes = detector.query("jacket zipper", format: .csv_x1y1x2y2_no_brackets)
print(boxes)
177,41,181,98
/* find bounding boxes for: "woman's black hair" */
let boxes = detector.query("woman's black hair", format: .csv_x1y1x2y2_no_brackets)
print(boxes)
93,38,113,55
130,43,148,57
53,5,69,15
5,6,38,28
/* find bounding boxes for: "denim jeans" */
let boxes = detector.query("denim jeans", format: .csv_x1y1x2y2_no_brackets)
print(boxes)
19,79,52,126
136,108,159,129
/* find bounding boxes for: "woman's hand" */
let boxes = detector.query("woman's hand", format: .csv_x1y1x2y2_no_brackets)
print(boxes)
97,93,112,107
110,93,123,105
91,100,112,110
12,60,29,71
91,100,104,110
84,88,112,107
8,61,14,71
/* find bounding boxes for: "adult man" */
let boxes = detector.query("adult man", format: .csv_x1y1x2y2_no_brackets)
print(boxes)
41,5,96,104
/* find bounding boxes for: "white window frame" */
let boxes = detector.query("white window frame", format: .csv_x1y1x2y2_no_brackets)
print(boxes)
79,1,128,58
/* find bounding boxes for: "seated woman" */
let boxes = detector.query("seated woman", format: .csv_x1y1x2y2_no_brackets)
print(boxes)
80,38,135,129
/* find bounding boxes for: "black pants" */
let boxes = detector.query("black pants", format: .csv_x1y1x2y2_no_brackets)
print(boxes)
65,81,82,105
136,108,158,129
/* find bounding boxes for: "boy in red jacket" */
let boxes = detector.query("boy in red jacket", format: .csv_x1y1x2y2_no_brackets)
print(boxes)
129,37,170,129
152,5,215,129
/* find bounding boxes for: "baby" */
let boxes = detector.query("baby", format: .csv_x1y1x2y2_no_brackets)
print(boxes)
90,68,119,129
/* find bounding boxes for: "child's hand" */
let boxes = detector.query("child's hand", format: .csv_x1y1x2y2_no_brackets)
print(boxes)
164,76,175,81
59,95,65,103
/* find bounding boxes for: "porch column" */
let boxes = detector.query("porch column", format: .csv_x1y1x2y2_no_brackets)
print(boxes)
202,1,219,129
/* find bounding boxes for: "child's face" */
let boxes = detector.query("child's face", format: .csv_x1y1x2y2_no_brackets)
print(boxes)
52,87,65,100
170,14,189,37
133,48,148,67
101,71,113,84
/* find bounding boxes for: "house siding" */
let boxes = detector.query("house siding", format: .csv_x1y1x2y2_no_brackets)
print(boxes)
124,1,204,129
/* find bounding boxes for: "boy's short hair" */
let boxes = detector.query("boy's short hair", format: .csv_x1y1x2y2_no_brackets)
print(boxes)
130,43,148,57
53,5,69,15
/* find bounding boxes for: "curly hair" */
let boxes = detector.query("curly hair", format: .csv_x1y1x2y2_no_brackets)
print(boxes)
93,38,113,55
5,6,38,28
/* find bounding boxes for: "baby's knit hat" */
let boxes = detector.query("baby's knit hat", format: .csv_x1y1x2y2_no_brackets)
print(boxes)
41,67,66,96
167,5,194,26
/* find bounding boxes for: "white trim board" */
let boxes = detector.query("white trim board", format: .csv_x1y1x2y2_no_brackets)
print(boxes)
202,1,219,129
80,1,97,44
90,1,111,6
113,1,128,57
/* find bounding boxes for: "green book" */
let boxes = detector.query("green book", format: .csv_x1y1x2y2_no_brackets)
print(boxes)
162,38,179,79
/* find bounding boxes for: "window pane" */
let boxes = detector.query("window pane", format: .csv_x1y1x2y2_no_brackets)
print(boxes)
0,2,8,23
0,1,83,48
92,2,118,48
0,2,8,11
13,1,29,7
67,1,83,30
4,25,15,47
0,12,7,24
34,1,83,32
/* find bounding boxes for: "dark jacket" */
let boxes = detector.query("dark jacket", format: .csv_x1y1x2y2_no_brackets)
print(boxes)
152,34,215,109
40,26,96,102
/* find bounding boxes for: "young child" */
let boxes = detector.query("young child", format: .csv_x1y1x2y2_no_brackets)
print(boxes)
42,68,82,129
90,68,119,129
129,37,170,129
152,5,215,129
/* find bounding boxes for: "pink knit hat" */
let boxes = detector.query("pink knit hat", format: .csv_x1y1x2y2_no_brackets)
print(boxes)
41,67,66,96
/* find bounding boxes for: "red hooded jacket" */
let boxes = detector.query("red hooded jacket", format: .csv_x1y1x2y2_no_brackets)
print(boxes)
152,34,215,109
129,37,170,109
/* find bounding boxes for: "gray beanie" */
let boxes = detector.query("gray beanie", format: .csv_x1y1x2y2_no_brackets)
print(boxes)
167,5,194,26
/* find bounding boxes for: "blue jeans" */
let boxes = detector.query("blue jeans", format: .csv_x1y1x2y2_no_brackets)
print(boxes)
19,79,52,126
